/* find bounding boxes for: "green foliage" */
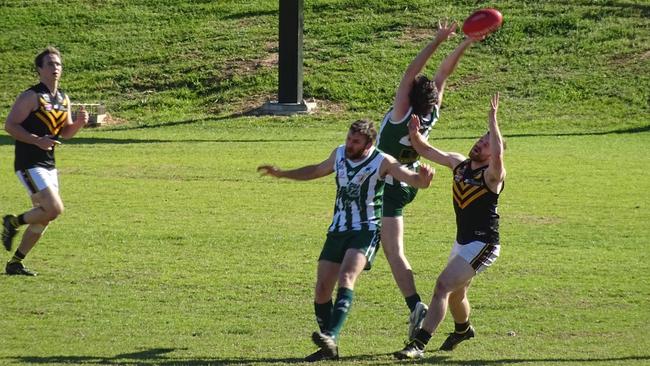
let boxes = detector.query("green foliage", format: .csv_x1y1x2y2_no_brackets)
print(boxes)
0,0,647,129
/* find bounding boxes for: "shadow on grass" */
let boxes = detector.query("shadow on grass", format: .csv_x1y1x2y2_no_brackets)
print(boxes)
441,124,650,141
5,350,650,365
0,134,320,146
0,123,647,146
505,124,650,138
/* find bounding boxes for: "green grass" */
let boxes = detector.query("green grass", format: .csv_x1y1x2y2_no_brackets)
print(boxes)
1,1,649,365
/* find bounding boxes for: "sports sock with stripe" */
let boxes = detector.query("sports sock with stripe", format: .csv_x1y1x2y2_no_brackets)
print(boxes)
328,287,353,339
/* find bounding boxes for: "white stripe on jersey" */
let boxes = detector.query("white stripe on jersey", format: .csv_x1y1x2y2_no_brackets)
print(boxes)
328,145,385,232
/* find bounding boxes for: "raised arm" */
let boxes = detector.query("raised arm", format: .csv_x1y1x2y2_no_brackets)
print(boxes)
433,37,474,107
392,21,457,121
381,154,434,189
257,148,336,181
408,115,465,170
484,92,505,191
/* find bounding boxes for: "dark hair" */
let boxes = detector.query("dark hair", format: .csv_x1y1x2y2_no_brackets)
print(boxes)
409,75,438,115
34,46,62,69
349,119,377,145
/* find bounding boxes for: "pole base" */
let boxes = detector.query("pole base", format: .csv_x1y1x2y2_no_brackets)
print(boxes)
260,100,316,115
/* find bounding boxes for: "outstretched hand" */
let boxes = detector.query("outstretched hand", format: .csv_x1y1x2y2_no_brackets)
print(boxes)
489,92,500,125
408,114,421,135
434,20,457,43
257,165,282,178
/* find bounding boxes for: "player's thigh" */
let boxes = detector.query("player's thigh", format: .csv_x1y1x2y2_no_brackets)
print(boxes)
380,216,404,252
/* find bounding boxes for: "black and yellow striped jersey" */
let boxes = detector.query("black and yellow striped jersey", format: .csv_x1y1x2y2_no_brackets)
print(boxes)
452,159,503,244
14,83,69,171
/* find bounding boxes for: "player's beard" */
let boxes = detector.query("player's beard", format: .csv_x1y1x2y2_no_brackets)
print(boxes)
346,147,365,160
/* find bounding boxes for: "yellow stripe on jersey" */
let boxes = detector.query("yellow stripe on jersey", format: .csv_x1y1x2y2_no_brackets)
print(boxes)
35,97,68,135
453,173,489,210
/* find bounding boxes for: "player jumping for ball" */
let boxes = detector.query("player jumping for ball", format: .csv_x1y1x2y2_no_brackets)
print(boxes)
394,92,506,359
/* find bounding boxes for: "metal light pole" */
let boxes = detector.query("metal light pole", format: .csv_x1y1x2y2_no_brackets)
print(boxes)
262,0,315,114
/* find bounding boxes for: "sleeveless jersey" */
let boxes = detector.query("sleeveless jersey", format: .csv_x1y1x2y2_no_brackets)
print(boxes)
328,146,386,233
376,105,439,166
14,83,69,171
452,159,503,244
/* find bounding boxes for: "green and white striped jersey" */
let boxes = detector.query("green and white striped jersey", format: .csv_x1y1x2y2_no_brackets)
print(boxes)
328,145,386,233
376,105,440,166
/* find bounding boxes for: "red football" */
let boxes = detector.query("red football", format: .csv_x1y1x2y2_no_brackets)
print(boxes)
462,8,503,40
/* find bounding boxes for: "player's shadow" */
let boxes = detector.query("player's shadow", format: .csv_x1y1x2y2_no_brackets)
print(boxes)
439,123,650,141
0,133,320,146
5,350,650,365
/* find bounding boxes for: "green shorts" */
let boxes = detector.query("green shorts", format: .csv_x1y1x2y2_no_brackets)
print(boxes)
319,229,381,270
382,182,418,217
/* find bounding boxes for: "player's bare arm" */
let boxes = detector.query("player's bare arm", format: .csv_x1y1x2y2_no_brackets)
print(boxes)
381,154,434,189
5,91,59,151
392,20,457,121
433,36,474,107
484,92,505,192
407,115,465,170
258,148,336,181
59,98,88,139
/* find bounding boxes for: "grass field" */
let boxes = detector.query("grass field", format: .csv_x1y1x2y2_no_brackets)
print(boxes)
1,1,649,365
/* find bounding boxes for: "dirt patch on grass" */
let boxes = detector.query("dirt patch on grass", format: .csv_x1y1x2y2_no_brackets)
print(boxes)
220,95,347,117
397,27,434,45
219,42,278,82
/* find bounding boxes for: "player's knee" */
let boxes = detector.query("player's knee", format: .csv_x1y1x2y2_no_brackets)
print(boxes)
433,279,453,297
314,282,331,300
337,272,358,288
44,204,63,221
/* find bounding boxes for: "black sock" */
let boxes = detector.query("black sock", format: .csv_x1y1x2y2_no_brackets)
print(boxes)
405,293,421,312
17,214,27,226
314,300,333,333
413,328,432,349
455,321,471,333
9,250,26,264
